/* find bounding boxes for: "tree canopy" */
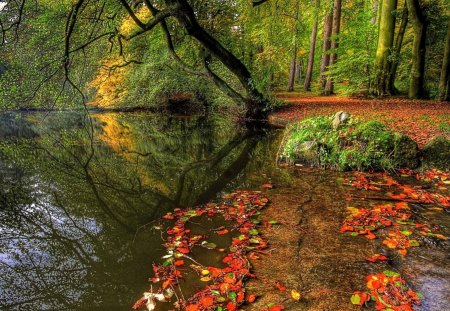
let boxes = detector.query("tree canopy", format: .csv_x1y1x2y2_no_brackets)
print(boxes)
0,0,448,116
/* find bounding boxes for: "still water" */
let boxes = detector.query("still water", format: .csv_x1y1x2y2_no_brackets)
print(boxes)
0,112,281,310
0,112,449,311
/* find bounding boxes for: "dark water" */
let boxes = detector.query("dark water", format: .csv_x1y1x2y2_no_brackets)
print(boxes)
0,112,449,311
0,111,282,311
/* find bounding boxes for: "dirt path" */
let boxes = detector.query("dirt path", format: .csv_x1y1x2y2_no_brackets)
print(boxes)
270,93,450,147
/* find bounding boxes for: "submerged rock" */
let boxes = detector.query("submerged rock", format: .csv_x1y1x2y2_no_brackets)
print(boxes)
422,136,450,170
292,141,320,167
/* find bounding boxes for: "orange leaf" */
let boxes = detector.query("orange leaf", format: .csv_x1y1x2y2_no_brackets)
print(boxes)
201,296,214,307
186,304,199,311
247,294,257,303
275,281,287,291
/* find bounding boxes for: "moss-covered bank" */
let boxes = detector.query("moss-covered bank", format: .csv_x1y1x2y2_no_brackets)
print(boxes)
279,112,429,171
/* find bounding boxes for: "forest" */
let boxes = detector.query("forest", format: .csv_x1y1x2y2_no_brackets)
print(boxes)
1,1,450,311
0,0,449,116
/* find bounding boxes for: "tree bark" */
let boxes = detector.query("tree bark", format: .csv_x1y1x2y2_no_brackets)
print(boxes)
287,0,300,92
295,60,301,82
324,0,342,95
439,20,450,101
388,6,408,94
164,0,268,118
371,0,378,25
320,8,333,89
304,0,320,91
372,0,397,96
405,0,427,99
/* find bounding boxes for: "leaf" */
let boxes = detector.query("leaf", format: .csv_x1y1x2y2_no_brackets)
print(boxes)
290,289,301,301
247,294,257,303
434,234,448,240
201,296,214,307
268,304,285,311
275,281,287,291
201,241,217,249
383,270,400,277
186,304,199,311
409,240,420,247
249,229,259,235
350,294,361,305
177,247,190,254
228,291,237,302
261,183,273,189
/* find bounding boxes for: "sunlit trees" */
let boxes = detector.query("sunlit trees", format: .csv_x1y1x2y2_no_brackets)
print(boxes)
372,0,397,96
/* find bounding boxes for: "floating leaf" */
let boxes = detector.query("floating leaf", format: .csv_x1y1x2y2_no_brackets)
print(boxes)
290,289,301,301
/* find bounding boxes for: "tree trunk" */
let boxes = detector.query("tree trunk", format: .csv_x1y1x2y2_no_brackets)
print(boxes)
372,0,397,96
287,0,300,92
405,0,427,99
320,8,333,89
165,0,268,118
388,5,408,94
288,52,297,92
324,0,342,95
439,20,450,101
371,0,378,25
295,60,301,81
304,0,320,91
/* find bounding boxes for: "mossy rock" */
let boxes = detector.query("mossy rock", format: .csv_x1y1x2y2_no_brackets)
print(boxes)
291,141,321,167
392,133,419,169
422,136,450,170
280,113,420,171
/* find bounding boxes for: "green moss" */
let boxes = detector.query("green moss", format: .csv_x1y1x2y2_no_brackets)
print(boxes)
281,114,419,171
422,136,450,170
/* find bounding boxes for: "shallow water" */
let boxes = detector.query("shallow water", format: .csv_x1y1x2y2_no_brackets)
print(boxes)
0,112,449,311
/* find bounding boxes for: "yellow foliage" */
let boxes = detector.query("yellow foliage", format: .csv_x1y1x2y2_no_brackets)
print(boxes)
89,7,152,108
93,113,171,195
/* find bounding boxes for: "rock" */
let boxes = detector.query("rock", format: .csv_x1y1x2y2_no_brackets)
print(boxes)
332,111,350,130
293,141,320,167
392,133,419,168
422,136,450,170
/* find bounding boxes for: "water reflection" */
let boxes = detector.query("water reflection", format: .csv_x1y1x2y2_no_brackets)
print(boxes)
0,112,274,310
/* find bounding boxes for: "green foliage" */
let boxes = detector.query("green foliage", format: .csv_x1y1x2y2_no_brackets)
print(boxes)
281,115,416,171
438,122,450,132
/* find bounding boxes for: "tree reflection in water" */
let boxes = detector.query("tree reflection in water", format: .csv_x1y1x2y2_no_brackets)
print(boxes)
0,112,272,310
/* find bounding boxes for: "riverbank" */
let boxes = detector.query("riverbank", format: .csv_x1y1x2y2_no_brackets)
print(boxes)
269,93,450,147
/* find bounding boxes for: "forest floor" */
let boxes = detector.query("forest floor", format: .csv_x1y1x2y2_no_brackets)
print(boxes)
269,92,450,147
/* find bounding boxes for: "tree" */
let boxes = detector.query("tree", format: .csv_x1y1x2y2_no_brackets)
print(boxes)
440,19,450,101
304,0,320,91
324,0,342,95
405,0,427,99
4,0,270,118
287,0,300,92
388,5,409,94
320,6,334,89
372,0,397,96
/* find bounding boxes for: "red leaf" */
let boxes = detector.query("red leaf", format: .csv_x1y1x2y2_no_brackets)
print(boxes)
275,281,287,291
